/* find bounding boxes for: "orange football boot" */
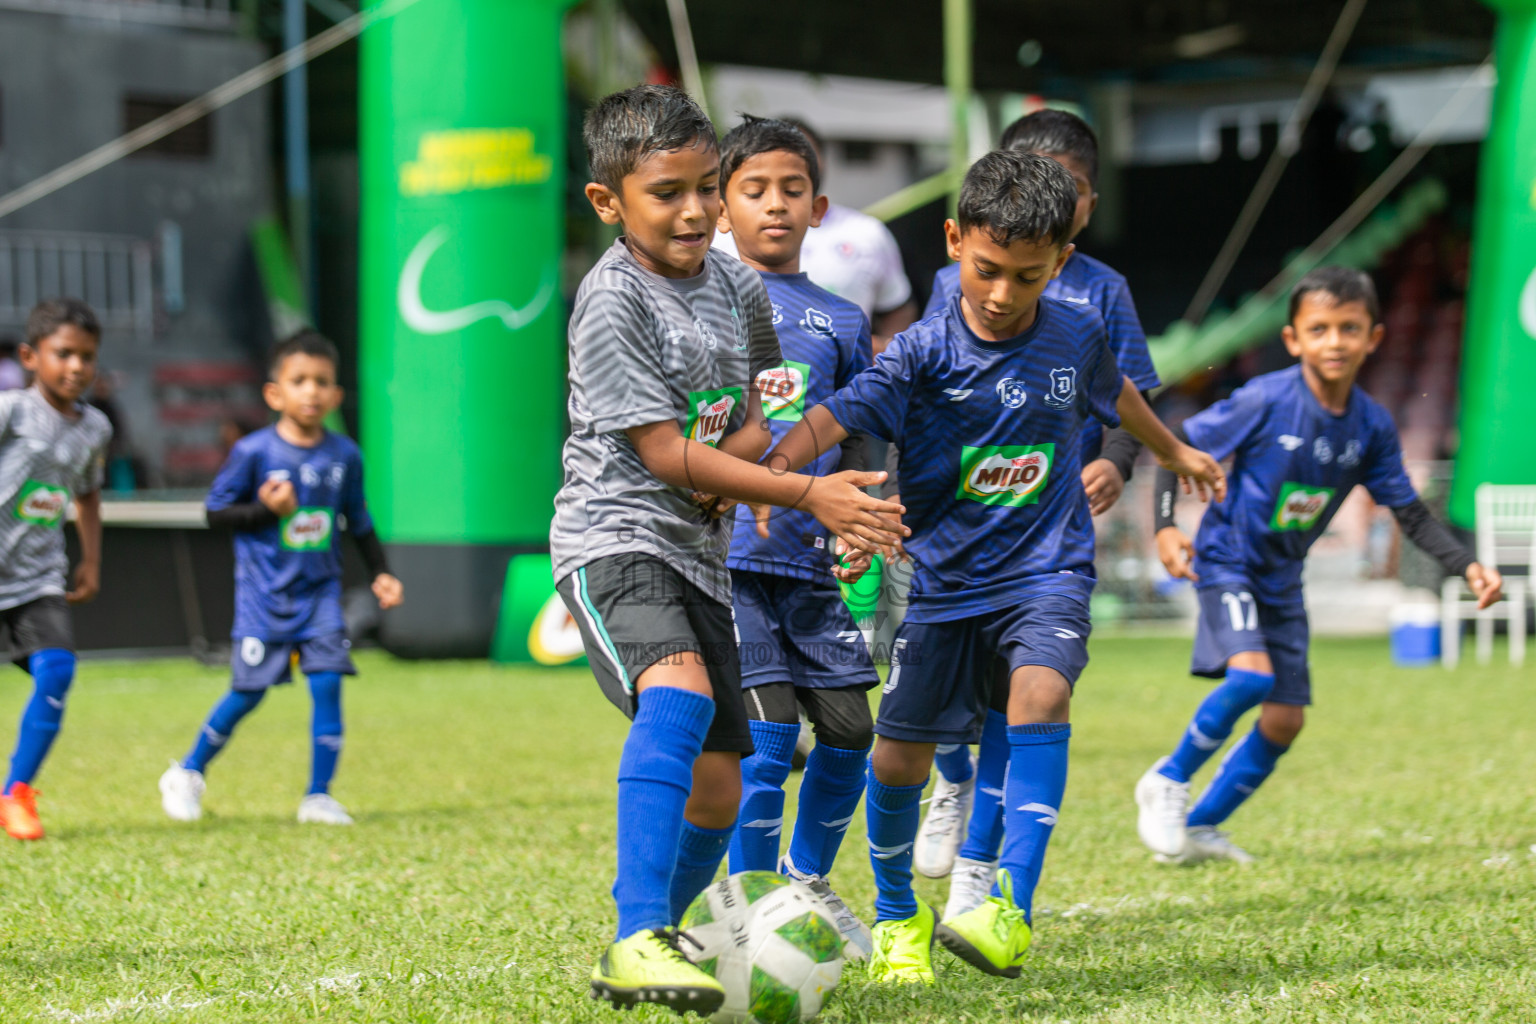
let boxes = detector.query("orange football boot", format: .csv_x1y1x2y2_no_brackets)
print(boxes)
0,782,45,840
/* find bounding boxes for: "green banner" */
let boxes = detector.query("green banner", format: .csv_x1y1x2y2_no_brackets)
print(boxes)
359,0,571,545
491,553,587,666
1453,1,1536,526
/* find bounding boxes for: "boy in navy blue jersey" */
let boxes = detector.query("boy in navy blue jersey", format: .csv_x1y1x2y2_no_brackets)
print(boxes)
159,331,403,827
914,111,1162,898
550,86,904,1015
764,150,1225,983
713,116,880,958
1134,267,1501,864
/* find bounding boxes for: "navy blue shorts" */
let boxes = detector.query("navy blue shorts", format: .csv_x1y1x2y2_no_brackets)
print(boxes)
875,588,1092,745
1191,583,1311,705
731,569,879,691
230,632,356,692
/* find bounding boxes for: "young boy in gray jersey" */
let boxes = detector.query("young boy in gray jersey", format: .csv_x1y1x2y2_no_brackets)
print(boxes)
0,298,112,841
551,85,904,1015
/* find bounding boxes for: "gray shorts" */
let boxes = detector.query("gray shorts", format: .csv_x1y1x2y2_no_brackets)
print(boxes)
230,632,356,692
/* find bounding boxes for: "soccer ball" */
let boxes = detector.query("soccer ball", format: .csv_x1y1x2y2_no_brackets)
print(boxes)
679,872,845,1023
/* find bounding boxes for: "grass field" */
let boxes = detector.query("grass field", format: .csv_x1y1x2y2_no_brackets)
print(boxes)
2,637,1533,1023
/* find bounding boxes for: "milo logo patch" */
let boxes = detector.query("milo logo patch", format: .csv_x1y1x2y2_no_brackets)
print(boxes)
1270,482,1335,531
956,444,1055,507
14,479,69,527
685,387,742,447
281,507,335,551
756,360,811,422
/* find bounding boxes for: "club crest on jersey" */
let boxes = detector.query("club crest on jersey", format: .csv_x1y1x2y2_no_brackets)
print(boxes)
729,305,746,350
957,444,1055,507
756,360,811,422
685,387,742,447
694,317,719,350
1270,482,1336,531
1045,367,1077,409
771,303,784,326
1313,436,1334,464
1338,439,1362,468
996,377,1027,409
300,463,322,487
799,307,836,337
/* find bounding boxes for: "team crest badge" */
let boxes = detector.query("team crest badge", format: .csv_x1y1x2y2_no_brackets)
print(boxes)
800,307,835,336
1045,367,1077,409
771,303,784,326
996,377,1027,409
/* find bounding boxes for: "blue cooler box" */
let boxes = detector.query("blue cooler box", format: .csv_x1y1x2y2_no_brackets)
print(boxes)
1389,604,1441,667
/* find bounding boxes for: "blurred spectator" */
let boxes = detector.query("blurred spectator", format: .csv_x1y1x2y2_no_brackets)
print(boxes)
0,337,25,390
88,371,142,491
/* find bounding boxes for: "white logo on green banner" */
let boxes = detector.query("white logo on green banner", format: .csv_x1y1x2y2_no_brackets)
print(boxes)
686,387,742,447
281,507,335,551
14,479,68,527
756,360,811,421
956,444,1055,506
1270,482,1334,531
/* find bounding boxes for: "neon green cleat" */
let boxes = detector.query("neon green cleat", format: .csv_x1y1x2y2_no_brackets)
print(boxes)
589,929,725,1015
935,868,1032,978
868,900,936,984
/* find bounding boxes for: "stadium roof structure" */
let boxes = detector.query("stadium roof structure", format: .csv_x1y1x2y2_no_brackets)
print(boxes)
620,0,1493,89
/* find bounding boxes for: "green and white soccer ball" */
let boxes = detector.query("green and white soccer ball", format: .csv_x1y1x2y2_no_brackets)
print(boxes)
679,871,845,1024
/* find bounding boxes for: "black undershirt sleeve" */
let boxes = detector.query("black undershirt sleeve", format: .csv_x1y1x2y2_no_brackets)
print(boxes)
205,503,278,531
836,434,869,475
880,440,901,499
1392,499,1474,578
1093,390,1152,483
351,528,392,579
1151,424,1191,533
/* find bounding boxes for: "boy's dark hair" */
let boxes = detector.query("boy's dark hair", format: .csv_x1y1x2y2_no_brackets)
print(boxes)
583,84,717,191
269,329,340,379
957,150,1078,250
26,298,101,348
1288,266,1380,324
779,117,825,155
719,115,821,195
1000,109,1099,185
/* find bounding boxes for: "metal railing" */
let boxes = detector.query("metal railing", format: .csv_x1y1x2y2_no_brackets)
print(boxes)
0,229,155,341
0,0,237,30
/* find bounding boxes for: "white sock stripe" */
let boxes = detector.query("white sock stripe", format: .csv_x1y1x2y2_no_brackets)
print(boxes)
1189,723,1222,750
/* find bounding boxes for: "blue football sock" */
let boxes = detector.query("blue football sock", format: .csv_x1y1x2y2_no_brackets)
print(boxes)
307,671,344,795
5,649,75,792
183,688,266,774
613,686,714,940
729,719,799,872
1187,724,1289,828
933,743,974,785
786,741,870,877
957,709,1009,862
866,767,926,922
997,723,1070,924
1159,669,1273,784
670,820,733,924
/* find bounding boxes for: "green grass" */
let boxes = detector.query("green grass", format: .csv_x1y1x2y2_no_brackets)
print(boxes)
2,638,1533,1022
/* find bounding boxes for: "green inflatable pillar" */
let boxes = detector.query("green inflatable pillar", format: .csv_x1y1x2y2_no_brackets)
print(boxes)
1452,1,1536,526
360,0,572,656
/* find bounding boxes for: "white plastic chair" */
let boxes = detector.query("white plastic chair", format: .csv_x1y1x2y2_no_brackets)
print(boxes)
1440,483,1534,667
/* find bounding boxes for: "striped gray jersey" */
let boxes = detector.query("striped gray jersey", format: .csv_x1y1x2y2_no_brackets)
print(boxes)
550,240,781,606
0,388,112,609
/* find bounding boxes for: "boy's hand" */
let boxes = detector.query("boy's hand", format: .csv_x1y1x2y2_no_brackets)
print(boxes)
831,538,873,584
372,573,404,610
1081,459,1125,516
1466,562,1503,610
1156,527,1198,581
1157,444,1226,503
66,561,100,604
258,478,298,517
751,503,773,538
801,470,907,556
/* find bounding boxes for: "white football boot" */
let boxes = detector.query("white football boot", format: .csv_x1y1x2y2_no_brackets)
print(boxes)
943,856,998,920
1179,825,1255,864
782,854,872,961
914,755,976,878
1135,757,1190,857
297,793,354,825
159,761,206,822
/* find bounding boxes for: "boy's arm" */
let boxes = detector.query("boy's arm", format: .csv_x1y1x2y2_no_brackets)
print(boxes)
67,489,102,604
626,416,903,553
1391,500,1502,609
1150,425,1198,580
341,450,402,609
1115,378,1225,502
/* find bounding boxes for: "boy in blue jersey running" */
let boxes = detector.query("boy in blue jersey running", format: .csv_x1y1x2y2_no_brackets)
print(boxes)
1134,267,1501,865
712,116,880,958
159,331,403,827
914,111,1162,900
550,86,904,1016
763,150,1225,983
